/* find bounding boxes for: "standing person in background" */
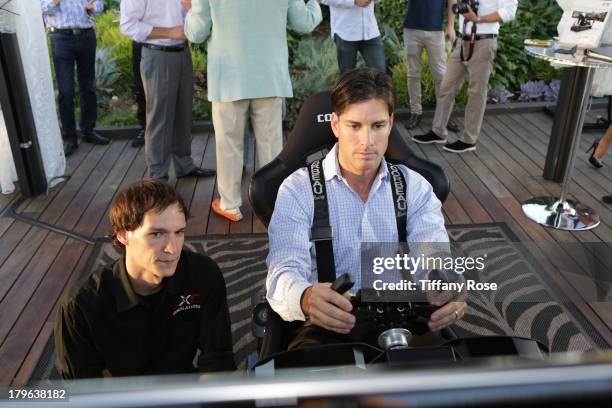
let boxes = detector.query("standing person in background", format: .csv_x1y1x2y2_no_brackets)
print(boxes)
413,0,517,153
404,0,460,133
320,0,385,73
120,0,215,180
184,0,322,222
586,124,612,169
130,40,146,148
585,124,612,204
40,0,109,157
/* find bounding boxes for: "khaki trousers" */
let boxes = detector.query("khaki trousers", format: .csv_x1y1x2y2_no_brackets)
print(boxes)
403,28,447,115
212,97,283,210
432,38,497,144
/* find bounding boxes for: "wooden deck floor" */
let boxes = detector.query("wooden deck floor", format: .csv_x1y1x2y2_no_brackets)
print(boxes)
0,109,611,386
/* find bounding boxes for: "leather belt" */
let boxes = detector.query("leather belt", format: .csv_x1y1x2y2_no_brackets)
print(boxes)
462,34,498,41
47,27,93,35
143,43,187,52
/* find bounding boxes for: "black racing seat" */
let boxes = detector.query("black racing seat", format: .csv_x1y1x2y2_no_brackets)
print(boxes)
248,91,451,361
248,91,450,227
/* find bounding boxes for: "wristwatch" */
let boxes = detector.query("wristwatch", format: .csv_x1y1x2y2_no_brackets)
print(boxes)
476,17,481,24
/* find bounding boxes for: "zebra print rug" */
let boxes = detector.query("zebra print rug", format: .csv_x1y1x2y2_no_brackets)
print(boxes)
29,223,608,383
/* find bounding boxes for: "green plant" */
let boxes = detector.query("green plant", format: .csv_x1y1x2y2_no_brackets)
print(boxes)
285,37,339,127
382,24,404,69
193,94,212,121
95,11,133,96
95,46,120,108
376,0,407,40
96,95,139,126
391,59,409,108
191,46,207,74
95,46,119,93
97,109,139,126
193,63,210,120
490,0,563,90
287,30,304,64
104,0,120,11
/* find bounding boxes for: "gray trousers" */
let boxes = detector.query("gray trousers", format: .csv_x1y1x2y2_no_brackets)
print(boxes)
403,29,447,115
141,47,195,178
432,38,497,145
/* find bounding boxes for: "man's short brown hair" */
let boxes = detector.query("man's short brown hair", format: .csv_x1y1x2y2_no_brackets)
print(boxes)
331,68,395,116
109,179,189,248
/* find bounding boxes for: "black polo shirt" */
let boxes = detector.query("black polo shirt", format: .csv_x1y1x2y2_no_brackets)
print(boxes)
55,249,236,379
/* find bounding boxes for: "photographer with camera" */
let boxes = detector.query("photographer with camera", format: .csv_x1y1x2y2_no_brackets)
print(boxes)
413,0,517,153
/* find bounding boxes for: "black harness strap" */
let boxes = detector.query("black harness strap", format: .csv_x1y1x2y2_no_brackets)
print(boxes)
387,162,408,243
307,160,336,283
308,160,409,283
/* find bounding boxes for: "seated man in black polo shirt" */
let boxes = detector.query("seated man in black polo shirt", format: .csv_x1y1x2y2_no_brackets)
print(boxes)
55,179,236,378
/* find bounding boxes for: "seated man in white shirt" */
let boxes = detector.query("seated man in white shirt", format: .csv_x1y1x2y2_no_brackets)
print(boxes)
320,0,386,73
413,0,518,153
266,68,466,348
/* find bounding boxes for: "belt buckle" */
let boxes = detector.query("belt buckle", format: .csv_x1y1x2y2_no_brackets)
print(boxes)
72,28,81,35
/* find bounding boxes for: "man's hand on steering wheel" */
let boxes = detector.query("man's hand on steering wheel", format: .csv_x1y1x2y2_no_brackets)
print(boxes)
429,300,468,332
301,283,355,334
425,278,468,332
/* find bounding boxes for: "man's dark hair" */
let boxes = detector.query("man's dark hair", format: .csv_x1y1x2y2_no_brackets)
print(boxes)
109,179,189,248
331,68,395,116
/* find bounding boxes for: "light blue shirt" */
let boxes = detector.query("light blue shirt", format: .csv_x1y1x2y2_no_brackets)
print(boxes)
40,0,104,29
266,144,449,322
184,0,322,102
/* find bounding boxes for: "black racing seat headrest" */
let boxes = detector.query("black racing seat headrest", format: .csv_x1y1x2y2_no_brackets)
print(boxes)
249,91,450,227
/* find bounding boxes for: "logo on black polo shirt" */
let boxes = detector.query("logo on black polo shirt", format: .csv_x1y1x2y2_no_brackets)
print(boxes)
172,293,201,316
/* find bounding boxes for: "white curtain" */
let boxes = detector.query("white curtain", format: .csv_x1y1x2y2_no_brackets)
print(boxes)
0,108,17,194
0,0,65,195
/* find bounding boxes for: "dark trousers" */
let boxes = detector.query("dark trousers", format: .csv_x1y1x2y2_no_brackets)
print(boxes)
131,41,146,130
333,34,386,74
49,29,97,143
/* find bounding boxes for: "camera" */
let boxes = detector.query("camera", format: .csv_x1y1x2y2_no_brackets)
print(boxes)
452,0,479,15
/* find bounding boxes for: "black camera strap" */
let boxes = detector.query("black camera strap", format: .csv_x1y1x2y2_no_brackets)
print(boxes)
307,159,408,284
460,19,477,62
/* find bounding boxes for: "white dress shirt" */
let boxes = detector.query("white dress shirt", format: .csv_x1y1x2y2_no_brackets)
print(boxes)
120,0,187,46
320,0,380,41
266,144,449,322
459,0,518,35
